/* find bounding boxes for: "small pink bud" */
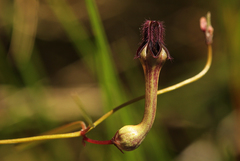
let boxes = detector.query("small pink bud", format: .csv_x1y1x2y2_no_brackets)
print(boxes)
200,17,207,31
200,12,214,45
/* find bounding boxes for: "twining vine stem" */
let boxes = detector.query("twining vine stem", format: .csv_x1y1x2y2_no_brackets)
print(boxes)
0,44,212,145
0,13,213,148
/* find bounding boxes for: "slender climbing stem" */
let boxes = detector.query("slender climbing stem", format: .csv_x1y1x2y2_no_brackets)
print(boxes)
0,44,212,145
0,121,87,144
0,131,81,144
0,13,213,146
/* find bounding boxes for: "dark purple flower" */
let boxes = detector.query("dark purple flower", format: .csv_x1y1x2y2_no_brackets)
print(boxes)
136,20,171,59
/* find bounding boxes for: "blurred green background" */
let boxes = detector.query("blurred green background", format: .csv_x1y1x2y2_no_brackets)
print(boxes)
0,0,239,160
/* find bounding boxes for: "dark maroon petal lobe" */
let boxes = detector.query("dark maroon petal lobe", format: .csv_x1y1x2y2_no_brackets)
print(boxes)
136,20,171,59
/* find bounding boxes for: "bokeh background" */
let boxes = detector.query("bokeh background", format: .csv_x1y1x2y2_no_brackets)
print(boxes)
0,0,239,160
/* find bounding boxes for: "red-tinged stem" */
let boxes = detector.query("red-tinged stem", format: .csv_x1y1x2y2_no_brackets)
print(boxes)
80,127,113,146
82,135,113,145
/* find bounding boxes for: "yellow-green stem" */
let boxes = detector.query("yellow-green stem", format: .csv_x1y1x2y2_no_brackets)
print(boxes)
0,15,213,147
0,45,211,145
0,131,80,144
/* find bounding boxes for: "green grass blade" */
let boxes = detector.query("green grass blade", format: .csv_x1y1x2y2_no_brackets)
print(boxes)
84,0,145,160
